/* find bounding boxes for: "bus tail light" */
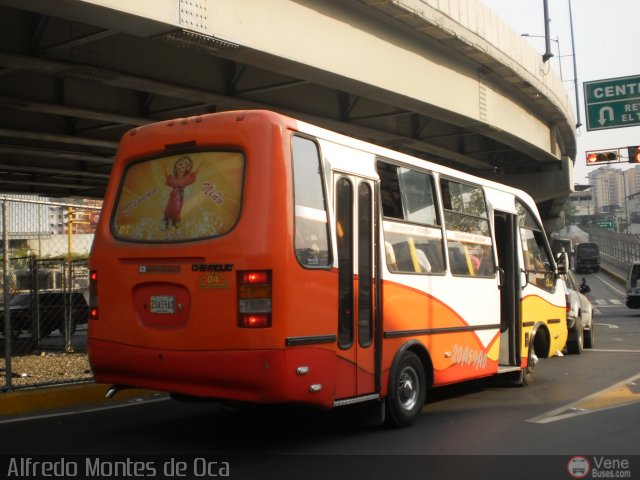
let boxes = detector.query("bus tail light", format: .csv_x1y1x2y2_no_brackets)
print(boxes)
89,269,99,320
238,270,272,328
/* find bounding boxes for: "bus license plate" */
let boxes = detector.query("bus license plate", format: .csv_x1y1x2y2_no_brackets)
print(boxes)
150,295,176,314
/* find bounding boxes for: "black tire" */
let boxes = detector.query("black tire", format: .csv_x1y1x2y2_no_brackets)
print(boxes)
584,322,595,349
567,317,584,354
386,350,426,427
520,352,537,386
503,363,536,387
519,332,542,386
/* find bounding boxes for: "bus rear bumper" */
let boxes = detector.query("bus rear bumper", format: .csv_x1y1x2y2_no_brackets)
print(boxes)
88,339,336,408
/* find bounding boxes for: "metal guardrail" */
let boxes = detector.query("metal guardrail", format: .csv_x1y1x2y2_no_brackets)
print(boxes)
582,225,640,265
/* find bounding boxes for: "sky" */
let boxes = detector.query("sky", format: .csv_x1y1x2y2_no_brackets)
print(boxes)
480,0,640,185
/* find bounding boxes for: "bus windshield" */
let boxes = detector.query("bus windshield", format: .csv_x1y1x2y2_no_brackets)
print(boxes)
113,151,245,242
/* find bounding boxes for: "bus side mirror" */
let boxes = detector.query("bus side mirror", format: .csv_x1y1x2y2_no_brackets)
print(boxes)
556,252,568,275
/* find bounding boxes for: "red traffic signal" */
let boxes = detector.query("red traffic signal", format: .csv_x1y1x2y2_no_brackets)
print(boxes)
586,149,619,165
628,146,640,163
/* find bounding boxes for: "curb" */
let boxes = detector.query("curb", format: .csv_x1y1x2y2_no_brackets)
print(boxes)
601,265,625,285
0,382,162,417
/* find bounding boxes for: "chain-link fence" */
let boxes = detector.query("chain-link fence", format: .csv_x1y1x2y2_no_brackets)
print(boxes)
1,196,101,390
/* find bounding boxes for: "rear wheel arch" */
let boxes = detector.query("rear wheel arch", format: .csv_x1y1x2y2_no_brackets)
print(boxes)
529,323,551,359
389,340,433,392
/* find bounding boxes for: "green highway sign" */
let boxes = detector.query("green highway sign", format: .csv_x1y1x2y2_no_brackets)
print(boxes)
596,220,614,229
584,74,640,131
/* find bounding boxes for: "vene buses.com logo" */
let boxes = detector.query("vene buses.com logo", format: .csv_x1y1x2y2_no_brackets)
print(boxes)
568,456,590,479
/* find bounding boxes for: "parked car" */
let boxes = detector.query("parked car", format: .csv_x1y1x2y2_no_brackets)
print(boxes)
574,242,600,273
626,261,640,309
0,291,88,338
561,270,594,354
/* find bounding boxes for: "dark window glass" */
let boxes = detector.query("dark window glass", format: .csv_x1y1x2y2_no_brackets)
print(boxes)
358,182,373,347
336,178,354,349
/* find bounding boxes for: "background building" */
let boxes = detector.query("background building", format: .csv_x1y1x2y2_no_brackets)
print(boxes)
625,166,640,200
588,167,625,216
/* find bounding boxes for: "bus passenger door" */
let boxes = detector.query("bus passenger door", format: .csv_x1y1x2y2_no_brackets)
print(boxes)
335,174,377,399
494,211,521,367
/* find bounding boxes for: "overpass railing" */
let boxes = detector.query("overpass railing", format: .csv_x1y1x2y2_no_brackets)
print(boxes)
583,225,640,275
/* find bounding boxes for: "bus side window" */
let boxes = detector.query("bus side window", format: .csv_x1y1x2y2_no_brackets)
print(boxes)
440,178,495,278
377,160,445,274
448,242,470,276
292,136,331,268
516,199,555,291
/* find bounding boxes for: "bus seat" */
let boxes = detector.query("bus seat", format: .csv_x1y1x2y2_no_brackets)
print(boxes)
385,242,398,272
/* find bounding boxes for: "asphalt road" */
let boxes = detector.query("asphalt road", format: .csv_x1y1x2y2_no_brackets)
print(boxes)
1,270,639,479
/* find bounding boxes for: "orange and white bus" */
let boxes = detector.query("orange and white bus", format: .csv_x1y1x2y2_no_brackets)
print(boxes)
88,110,568,427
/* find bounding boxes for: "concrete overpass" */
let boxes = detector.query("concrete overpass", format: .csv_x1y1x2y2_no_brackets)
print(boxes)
0,0,577,228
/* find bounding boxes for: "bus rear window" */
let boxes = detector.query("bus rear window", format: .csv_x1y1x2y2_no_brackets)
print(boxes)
113,151,245,242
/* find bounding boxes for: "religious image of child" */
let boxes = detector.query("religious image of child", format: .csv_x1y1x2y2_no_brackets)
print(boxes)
163,155,199,229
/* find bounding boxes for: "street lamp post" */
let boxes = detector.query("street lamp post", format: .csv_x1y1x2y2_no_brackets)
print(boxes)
524,0,582,129
568,0,582,128
623,174,629,230
542,0,554,62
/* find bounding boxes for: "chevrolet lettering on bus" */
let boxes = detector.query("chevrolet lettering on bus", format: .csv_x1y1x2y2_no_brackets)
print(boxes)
191,264,233,272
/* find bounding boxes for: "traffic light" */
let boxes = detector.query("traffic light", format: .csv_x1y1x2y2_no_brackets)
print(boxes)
628,146,640,163
586,149,620,165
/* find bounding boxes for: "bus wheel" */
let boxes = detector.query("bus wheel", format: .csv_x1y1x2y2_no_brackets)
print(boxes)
519,350,538,386
386,351,426,427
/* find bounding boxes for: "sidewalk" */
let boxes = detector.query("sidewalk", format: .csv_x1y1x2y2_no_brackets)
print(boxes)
0,382,163,418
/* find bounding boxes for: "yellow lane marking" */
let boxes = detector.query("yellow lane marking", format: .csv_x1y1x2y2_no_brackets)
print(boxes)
527,373,640,424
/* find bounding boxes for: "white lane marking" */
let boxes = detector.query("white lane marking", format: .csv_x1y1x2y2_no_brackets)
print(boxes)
594,322,619,329
589,349,640,353
527,372,640,424
595,273,626,296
